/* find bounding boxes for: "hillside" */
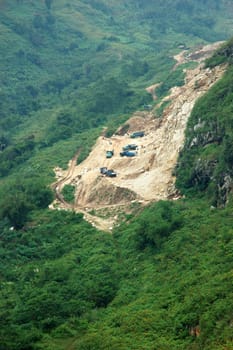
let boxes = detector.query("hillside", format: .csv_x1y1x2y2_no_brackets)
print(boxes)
50,42,225,230
0,2,233,350
1,0,233,145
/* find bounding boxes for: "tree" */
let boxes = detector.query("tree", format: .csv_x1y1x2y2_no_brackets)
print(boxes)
134,201,183,250
1,192,31,229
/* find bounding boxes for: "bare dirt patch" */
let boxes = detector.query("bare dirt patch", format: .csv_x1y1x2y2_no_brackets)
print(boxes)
173,41,225,69
50,43,226,231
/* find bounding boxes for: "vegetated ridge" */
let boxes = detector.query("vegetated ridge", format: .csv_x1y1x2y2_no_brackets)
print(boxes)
50,42,225,230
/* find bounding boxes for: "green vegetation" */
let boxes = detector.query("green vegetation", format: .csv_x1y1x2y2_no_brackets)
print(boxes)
0,210,120,349
0,198,232,349
0,177,53,229
1,1,233,349
61,184,75,204
156,67,186,98
205,38,233,68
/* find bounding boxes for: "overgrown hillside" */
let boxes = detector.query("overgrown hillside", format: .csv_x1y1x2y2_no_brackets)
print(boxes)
1,0,233,144
0,2,233,350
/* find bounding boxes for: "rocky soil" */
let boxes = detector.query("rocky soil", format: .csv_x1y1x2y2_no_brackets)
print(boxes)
50,42,226,231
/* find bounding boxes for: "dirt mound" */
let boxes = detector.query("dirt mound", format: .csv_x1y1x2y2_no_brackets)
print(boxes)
116,113,153,135
75,176,138,206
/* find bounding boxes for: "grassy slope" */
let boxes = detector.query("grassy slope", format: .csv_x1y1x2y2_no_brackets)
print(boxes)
1,0,233,140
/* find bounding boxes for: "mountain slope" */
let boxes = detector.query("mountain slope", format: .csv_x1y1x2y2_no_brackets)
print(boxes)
1,0,233,142
176,39,233,206
1,0,233,193
50,43,226,230
1,39,233,350
1,3,233,350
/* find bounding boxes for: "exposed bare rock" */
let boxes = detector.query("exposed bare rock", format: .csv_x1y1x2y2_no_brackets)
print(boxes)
217,174,233,206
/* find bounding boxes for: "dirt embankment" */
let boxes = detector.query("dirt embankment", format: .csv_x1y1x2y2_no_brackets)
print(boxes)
50,43,226,231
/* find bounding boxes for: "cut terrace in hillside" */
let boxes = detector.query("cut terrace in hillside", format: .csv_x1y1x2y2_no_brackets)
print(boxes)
50,42,226,231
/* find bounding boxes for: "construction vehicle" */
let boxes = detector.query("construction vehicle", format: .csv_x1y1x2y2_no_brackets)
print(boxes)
100,167,117,177
130,131,144,138
120,150,137,157
100,167,108,175
106,150,114,158
106,169,117,177
143,104,152,110
123,144,138,151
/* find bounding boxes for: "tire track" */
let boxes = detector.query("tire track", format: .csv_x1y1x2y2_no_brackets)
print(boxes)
51,151,80,208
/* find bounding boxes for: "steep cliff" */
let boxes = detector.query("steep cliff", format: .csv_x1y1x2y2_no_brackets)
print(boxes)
176,40,233,206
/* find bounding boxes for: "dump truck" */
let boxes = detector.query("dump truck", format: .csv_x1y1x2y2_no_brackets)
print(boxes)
100,167,117,177
106,169,117,177
120,150,137,157
122,144,138,151
100,167,108,175
106,150,114,158
130,131,144,138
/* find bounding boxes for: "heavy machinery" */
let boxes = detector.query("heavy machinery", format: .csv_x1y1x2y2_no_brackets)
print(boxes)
106,169,117,177
123,144,138,151
106,150,114,158
130,131,144,138
100,167,108,175
100,167,117,177
120,150,137,157
143,104,152,110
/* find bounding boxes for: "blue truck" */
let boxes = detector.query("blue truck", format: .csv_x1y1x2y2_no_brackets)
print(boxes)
120,150,137,157
122,144,138,151
130,131,144,138
100,167,117,177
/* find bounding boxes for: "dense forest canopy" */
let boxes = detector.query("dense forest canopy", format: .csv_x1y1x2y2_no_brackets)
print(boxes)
0,1,233,349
